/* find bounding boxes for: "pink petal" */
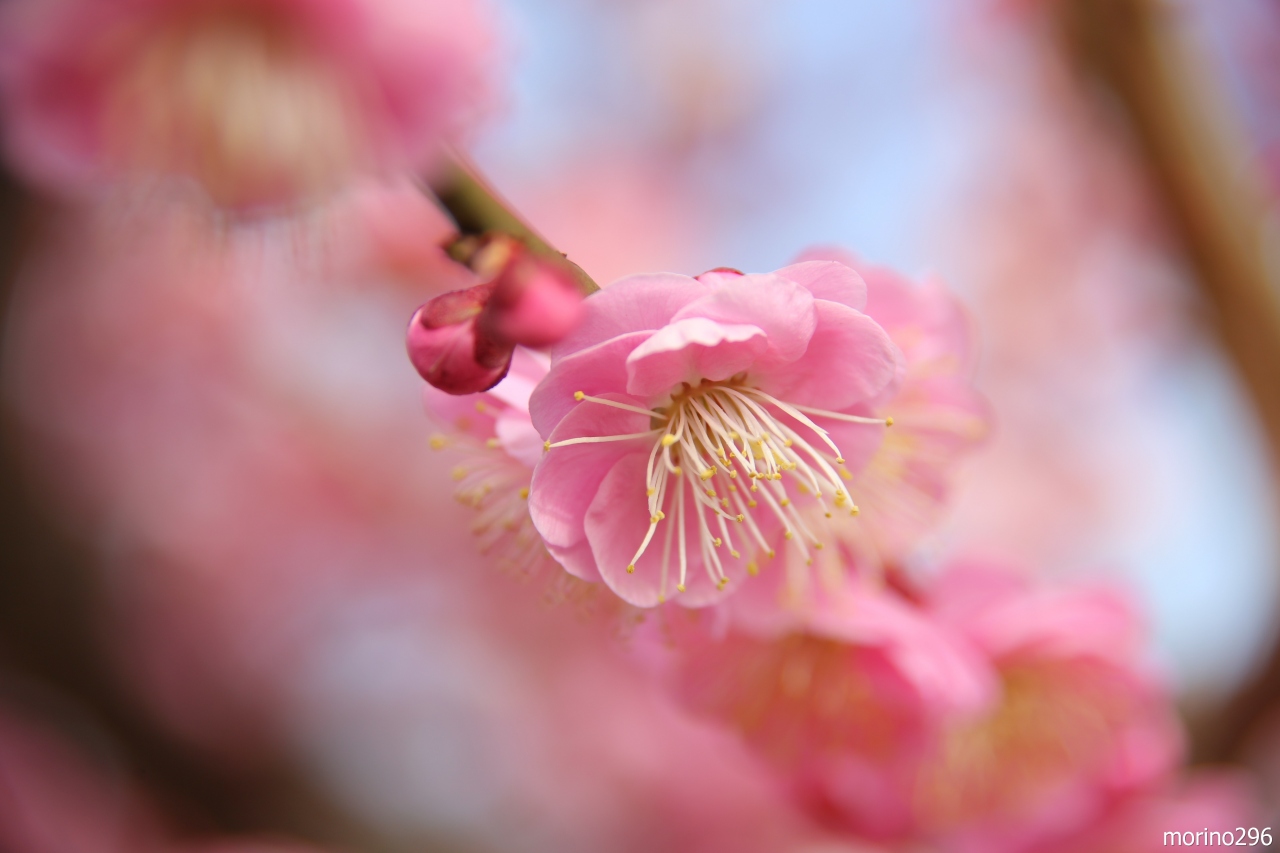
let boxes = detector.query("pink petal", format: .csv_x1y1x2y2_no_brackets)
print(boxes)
670,274,816,365
585,452,744,608
751,300,900,411
776,260,868,311
550,273,705,358
624,318,767,398
529,330,653,438
527,395,653,581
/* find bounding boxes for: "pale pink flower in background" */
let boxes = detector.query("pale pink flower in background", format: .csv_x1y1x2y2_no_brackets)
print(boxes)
0,0,498,208
1026,771,1262,853
898,563,1184,852
527,262,902,608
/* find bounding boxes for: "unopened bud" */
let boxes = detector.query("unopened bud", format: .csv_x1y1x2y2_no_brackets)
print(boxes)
406,283,513,395
477,238,584,348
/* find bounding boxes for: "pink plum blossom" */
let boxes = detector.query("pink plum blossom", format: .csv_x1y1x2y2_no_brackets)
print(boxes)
527,261,903,608
809,562,1185,851
0,0,498,208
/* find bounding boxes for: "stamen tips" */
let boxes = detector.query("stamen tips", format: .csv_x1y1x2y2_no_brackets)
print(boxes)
627,564,636,574
543,440,551,452
885,415,894,427
519,487,530,499
676,583,686,593
429,435,448,450
661,434,677,447
746,562,758,576
573,390,585,401
784,530,794,540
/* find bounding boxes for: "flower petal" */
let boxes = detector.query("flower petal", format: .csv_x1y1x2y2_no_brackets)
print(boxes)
624,318,767,399
527,394,653,581
671,273,816,365
585,452,744,608
751,300,900,411
777,260,868,311
529,330,653,439
550,273,705,358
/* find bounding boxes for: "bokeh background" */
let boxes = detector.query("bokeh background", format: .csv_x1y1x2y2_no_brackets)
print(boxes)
1,0,1278,851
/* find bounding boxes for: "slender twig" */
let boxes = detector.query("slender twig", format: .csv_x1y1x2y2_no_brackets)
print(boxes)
1057,0,1280,762
422,151,600,294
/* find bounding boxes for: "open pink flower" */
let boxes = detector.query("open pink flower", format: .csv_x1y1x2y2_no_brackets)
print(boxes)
0,0,497,207
527,262,902,608
805,562,1185,851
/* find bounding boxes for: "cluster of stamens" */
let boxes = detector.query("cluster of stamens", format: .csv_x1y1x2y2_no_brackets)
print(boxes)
545,379,891,601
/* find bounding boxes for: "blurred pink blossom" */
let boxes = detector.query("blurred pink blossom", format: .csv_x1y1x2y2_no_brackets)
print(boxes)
886,563,1182,851
0,0,498,208
527,262,901,608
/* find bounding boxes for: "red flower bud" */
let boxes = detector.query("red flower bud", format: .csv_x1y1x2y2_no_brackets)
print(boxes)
480,242,585,348
406,283,513,395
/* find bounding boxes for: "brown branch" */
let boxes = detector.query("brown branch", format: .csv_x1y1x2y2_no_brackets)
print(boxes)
423,151,600,294
1057,0,1280,762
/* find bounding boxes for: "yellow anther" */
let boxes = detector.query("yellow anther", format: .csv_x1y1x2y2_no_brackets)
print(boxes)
519,487,530,499
705,489,717,498
627,564,636,573
735,513,745,522
574,390,585,401
814,542,825,550
835,456,845,465
728,470,738,479
657,511,666,520
647,487,656,496
730,550,740,558
650,515,661,524
713,538,723,547
728,484,738,492
767,549,777,559
700,467,716,481
825,512,833,518
850,505,860,516
885,416,894,427
784,438,793,447
729,431,740,440
748,500,758,508
721,498,730,507
543,440,551,452
780,498,791,507
451,467,467,481
673,466,683,476
784,530,794,540
840,469,853,481
717,578,728,590
485,437,500,449
746,562,759,576
661,434,677,447
676,583,687,593
475,401,488,413
429,435,448,450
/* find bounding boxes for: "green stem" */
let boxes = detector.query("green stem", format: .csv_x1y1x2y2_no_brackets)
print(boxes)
423,151,600,294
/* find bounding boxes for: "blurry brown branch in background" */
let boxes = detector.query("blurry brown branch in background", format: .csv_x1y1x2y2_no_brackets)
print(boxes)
1057,0,1280,762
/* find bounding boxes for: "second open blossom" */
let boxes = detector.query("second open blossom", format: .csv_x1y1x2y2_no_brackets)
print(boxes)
527,261,903,607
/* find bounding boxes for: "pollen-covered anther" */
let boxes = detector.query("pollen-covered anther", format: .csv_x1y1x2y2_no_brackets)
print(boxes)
519,487,530,499
429,435,449,450
485,437,500,449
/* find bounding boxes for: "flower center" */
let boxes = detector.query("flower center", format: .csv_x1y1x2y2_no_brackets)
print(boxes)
546,378,890,601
